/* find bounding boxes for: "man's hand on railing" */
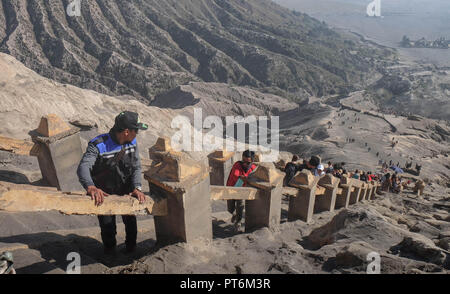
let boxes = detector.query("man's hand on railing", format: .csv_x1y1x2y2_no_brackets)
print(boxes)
131,189,146,204
87,185,110,206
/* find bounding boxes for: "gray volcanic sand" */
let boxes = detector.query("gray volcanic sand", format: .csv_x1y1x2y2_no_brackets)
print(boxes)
109,192,450,274
278,97,450,186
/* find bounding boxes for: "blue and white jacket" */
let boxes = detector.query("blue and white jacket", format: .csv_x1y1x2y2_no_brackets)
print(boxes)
77,130,142,194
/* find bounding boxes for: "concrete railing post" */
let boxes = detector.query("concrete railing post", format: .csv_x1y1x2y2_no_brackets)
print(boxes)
287,170,319,223
144,138,212,245
368,181,374,200
363,184,370,201
335,175,353,209
245,163,283,232
365,183,372,201
371,181,380,200
315,174,340,213
348,179,363,205
359,183,368,202
208,150,235,186
31,114,83,192
366,183,372,200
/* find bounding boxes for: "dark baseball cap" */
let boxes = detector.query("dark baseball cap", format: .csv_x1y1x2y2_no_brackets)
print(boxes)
114,111,148,131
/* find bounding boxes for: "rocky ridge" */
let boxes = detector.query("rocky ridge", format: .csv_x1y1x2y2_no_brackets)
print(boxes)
0,0,392,101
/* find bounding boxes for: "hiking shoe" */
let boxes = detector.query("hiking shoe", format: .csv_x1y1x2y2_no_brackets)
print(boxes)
233,222,244,233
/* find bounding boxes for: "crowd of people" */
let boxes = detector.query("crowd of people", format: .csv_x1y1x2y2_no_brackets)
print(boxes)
283,155,379,185
282,155,411,195
379,172,410,194
224,151,417,233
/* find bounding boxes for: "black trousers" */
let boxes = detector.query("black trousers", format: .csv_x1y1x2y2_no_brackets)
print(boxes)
227,200,244,224
97,215,137,249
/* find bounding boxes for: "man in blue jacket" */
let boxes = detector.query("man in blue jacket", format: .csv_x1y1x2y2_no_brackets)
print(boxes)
77,111,148,255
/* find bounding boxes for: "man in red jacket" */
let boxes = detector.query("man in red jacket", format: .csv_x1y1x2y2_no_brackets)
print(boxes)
227,150,258,231
367,171,373,182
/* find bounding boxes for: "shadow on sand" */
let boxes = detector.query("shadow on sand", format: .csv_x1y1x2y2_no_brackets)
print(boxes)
0,232,159,273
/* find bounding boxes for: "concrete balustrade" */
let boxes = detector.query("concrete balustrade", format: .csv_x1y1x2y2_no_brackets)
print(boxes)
245,163,284,232
208,150,236,186
0,181,167,216
314,174,340,213
144,137,212,245
31,114,84,192
367,183,372,200
210,186,257,201
335,175,353,209
370,181,380,200
0,118,395,247
0,136,39,156
208,150,284,232
287,170,319,223
369,181,375,200
366,183,373,200
349,178,363,205
359,183,368,202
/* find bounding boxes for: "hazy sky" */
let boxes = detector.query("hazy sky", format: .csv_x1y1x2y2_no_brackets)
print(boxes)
274,0,450,38
275,0,450,13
